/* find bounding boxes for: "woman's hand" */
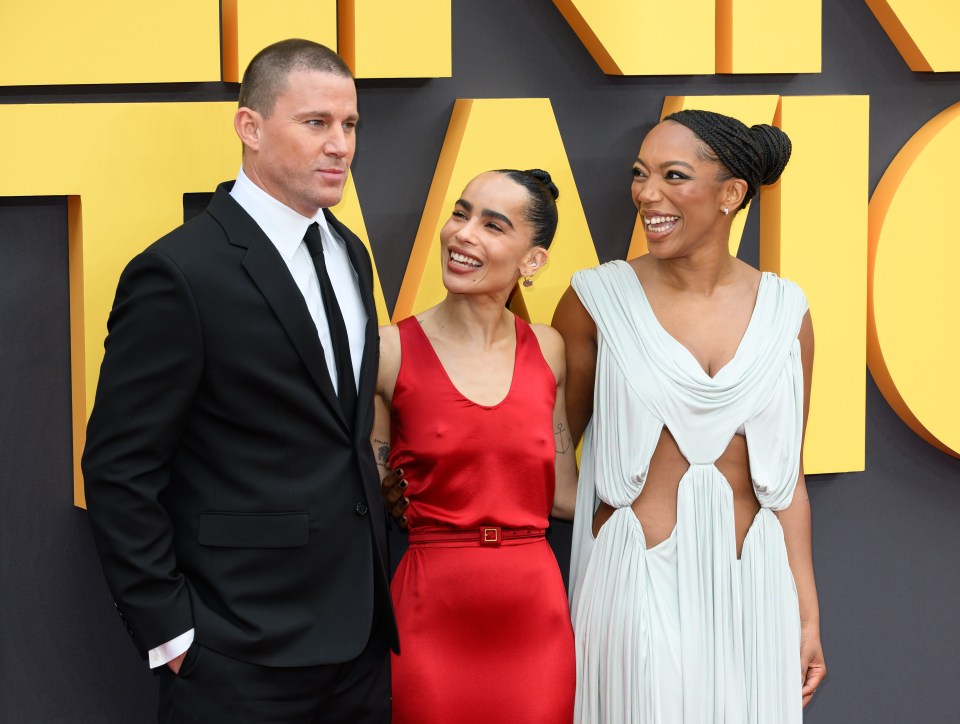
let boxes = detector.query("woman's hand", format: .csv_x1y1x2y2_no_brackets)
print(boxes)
380,467,410,532
800,623,826,708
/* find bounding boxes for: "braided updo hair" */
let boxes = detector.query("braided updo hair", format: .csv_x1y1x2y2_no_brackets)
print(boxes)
496,168,560,248
663,109,792,210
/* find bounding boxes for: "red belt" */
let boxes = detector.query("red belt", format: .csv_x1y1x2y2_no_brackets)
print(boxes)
407,526,546,547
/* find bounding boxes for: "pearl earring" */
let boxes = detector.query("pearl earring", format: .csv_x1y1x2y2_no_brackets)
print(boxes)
721,207,730,216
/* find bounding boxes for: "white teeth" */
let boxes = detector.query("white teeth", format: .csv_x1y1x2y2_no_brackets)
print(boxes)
644,215,679,226
450,251,481,267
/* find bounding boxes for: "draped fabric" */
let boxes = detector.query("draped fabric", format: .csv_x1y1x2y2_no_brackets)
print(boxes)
569,260,808,723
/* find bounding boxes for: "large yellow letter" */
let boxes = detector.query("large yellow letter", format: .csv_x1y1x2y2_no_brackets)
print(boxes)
762,96,870,474
339,0,451,78
868,101,960,458
551,0,714,75
0,1,220,85
222,0,338,82
393,98,598,324
716,0,820,73
553,0,819,75
865,0,960,72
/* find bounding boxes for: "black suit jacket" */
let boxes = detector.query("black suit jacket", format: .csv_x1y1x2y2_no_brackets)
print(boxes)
83,183,398,667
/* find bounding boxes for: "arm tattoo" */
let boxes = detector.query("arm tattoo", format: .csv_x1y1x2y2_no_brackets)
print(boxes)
374,438,391,469
555,423,571,455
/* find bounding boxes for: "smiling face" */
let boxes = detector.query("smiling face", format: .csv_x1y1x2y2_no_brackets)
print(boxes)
439,172,547,297
237,68,358,217
631,120,744,258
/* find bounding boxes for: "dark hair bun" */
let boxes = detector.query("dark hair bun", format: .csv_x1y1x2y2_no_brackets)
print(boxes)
663,109,793,208
524,168,560,200
749,124,792,186
493,168,560,248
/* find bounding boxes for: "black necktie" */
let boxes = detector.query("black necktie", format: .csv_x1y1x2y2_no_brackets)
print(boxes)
304,222,357,425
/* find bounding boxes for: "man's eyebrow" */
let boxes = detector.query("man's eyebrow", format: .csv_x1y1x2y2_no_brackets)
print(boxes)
294,110,359,122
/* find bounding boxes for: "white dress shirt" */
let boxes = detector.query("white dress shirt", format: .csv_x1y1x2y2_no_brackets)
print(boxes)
230,167,367,390
147,169,367,668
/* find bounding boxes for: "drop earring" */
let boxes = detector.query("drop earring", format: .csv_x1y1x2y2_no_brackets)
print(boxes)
523,261,538,287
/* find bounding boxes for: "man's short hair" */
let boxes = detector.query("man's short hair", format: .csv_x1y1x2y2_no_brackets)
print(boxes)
238,38,354,118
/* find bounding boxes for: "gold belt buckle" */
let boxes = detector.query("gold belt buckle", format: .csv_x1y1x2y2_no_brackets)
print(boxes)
481,526,501,545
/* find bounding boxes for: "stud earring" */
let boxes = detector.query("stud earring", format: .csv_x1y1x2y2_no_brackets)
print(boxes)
721,207,730,216
522,276,534,288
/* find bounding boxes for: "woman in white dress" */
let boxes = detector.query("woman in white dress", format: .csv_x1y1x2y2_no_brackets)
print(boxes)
553,109,827,722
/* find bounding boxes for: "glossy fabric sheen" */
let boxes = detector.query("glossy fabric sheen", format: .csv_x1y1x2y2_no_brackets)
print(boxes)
389,315,575,723
570,261,808,723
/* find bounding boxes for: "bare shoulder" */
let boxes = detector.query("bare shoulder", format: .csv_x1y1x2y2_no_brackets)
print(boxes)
529,323,565,359
378,324,401,359
376,325,402,395
552,284,596,341
529,322,566,383
798,309,814,353
734,259,763,292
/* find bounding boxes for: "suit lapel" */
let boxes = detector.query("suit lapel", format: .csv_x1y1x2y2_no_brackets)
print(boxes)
324,209,376,322
325,209,379,437
207,185,349,432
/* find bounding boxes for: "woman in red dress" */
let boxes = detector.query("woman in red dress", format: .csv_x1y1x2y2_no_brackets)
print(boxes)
373,169,578,723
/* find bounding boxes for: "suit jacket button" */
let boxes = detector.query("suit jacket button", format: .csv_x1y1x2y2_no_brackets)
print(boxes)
355,502,368,516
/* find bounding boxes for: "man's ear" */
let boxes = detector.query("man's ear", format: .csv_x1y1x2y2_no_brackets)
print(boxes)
234,107,262,151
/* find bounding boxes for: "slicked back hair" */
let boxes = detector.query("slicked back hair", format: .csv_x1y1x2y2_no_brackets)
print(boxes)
495,169,561,249
238,38,353,118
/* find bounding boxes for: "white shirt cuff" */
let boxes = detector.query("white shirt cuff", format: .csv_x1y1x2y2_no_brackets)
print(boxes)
148,629,195,669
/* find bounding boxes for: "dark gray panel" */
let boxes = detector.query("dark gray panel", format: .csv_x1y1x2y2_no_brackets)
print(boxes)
0,198,156,723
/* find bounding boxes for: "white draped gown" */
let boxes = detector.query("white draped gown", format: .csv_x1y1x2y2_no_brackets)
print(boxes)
569,260,808,723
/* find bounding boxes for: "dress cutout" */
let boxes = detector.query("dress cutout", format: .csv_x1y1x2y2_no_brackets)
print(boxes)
390,314,575,723
569,260,808,723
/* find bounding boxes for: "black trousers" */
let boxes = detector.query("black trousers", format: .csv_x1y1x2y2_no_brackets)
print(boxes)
157,615,391,724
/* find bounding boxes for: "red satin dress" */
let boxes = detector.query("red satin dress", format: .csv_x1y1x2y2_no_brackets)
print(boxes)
389,315,575,723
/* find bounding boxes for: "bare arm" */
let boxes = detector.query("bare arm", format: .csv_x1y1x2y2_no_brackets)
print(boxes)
373,326,412,532
551,285,598,446
371,327,411,532
371,325,400,481
371,396,393,481
531,324,578,520
775,310,826,707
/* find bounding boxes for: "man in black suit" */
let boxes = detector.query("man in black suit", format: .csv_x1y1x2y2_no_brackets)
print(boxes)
83,39,396,722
